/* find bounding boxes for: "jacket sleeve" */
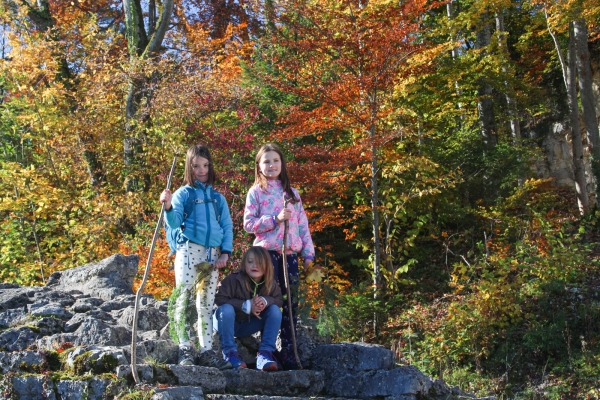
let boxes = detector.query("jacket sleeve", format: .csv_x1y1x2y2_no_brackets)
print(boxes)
294,191,315,260
214,276,247,313
164,186,188,229
217,193,234,253
263,282,284,308
244,186,277,234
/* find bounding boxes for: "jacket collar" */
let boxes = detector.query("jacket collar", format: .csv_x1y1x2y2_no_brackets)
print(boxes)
193,181,212,190
267,180,282,190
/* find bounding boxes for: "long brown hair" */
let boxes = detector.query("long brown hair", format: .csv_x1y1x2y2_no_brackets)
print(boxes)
183,145,216,187
254,143,297,202
240,246,275,297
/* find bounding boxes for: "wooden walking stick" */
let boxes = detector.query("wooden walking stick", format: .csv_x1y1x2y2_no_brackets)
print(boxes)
131,156,177,384
281,196,303,369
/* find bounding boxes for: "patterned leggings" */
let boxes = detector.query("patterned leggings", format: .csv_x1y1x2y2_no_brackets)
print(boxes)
173,241,219,352
268,251,299,354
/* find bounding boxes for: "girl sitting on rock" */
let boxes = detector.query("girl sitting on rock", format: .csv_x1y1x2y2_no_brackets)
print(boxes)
213,246,283,371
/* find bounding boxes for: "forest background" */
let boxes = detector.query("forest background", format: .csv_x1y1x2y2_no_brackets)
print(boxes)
1,0,600,397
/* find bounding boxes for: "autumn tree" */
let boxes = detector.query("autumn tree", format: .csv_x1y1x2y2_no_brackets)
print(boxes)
0,0,256,292
540,0,600,213
248,0,442,296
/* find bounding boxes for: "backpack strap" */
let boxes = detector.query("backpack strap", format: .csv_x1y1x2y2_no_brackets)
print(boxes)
183,186,196,219
211,188,221,223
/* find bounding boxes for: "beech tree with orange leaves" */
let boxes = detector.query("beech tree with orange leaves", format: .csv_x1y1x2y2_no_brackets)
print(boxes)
250,0,441,293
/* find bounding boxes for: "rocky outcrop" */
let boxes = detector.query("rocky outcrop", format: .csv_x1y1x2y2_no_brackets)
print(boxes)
0,254,492,400
45,254,139,299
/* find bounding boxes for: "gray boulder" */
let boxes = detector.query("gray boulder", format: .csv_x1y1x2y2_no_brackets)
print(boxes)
0,326,40,351
64,310,114,332
9,375,57,400
311,342,445,399
28,301,73,320
29,289,76,307
37,332,78,351
221,369,325,397
151,386,205,400
72,318,131,346
31,316,65,336
134,339,179,364
56,380,88,400
170,365,228,392
0,350,45,374
71,297,105,313
118,304,170,332
0,308,27,329
46,254,139,299
0,286,35,312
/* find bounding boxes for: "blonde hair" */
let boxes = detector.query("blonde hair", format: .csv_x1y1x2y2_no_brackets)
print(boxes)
183,145,216,187
240,246,275,296
254,143,297,203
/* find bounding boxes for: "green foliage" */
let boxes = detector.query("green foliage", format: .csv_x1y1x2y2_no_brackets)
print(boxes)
390,180,600,397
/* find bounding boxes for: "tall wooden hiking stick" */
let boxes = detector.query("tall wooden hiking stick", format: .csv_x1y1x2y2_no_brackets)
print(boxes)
130,156,177,384
282,197,303,369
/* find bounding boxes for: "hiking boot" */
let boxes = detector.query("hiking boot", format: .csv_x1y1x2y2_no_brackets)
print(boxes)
224,350,247,369
178,345,195,366
256,350,278,371
197,349,232,370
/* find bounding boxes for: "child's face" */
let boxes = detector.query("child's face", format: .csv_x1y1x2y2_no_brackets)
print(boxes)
244,253,265,281
191,156,210,183
259,151,281,181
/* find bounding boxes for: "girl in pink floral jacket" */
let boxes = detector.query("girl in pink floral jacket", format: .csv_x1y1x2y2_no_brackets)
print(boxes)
243,143,315,369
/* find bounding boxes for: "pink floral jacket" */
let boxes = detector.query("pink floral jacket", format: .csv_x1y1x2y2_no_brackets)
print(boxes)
243,180,315,261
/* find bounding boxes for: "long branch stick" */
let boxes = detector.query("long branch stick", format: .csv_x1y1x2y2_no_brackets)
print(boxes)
282,197,303,369
131,156,177,384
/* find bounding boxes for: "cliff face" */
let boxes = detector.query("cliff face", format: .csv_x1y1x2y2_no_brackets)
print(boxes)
0,254,492,400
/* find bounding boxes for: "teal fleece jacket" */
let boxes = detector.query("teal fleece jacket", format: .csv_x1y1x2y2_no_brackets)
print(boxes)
165,182,233,253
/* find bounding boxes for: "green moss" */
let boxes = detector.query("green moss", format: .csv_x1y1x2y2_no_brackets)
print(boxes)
91,353,119,374
50,370,89,384
70,351,93,375
44,351,62,371
117,388,155,400
17,361,43,373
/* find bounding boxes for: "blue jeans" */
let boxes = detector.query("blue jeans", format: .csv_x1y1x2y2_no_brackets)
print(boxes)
213,303,282,354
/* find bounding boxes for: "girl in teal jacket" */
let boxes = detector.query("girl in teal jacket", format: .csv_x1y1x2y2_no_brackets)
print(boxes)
160,145,233,369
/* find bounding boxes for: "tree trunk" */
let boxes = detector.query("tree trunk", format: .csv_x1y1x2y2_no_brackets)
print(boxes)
447,0,463,112
122,0,174,192
574,18,600,160
546,12,590,214
495,12,521,144
566,23,590,214
475,17,497,151
574,17,599,204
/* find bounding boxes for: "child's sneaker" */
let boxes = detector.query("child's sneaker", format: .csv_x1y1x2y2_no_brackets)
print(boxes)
178,345,195,366
224,350,247,369
197,350,232,370
256,350,278,371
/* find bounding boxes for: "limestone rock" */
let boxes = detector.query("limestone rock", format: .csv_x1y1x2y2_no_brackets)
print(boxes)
0,350,45,374
170,365,228,392
0,326,40,351
222,369,325,397
46,254,139,299
151,386,205,400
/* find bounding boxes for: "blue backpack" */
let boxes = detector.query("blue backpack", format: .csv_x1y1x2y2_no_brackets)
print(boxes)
164,186,221,255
